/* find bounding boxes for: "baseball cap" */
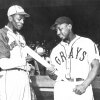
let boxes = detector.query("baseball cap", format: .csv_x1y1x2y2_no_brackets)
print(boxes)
7,5,30,17
51,16,73,30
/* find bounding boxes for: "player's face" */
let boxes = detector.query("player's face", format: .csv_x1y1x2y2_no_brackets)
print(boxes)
56,23,70,40
11,14,25,30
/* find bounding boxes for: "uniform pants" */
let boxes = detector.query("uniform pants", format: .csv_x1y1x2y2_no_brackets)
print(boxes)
54,80,94,100
0,70,31,100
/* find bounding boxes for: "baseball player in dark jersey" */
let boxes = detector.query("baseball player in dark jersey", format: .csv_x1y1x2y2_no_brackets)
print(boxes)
47,16,100,100
0,5,32,100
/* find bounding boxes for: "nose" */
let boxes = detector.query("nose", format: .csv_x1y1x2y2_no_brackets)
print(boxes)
20,19,24,24
57,29,61,35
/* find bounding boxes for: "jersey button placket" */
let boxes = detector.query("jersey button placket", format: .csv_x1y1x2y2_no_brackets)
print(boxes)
66,59,71,78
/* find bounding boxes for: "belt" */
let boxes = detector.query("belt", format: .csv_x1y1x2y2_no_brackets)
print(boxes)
1,68,27,72
61,78,84,82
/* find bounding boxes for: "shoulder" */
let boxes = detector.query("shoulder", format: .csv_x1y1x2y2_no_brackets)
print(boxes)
79,35,93,42
0,27,8,36
51,42,62,54
78,36,97,51
0,27,9,41
78,35,95,44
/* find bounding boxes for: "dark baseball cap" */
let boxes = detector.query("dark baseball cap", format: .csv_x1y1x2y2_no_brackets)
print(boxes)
51,16,73,30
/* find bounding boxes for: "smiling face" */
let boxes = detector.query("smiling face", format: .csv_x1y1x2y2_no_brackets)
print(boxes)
56,23,72,40
9,14,25,31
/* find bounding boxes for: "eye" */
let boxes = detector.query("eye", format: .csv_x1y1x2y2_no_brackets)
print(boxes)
17,16,25,21
57,27,63,31
18,18,21,21
59,28,63,31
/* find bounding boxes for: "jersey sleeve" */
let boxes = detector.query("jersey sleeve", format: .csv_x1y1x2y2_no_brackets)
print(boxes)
86,40,100,64
0,29,10,59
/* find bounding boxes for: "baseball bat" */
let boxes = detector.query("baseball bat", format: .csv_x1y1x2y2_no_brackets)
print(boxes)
24,46,51,68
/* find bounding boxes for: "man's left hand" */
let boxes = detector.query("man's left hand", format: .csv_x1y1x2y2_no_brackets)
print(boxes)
73,84,87,95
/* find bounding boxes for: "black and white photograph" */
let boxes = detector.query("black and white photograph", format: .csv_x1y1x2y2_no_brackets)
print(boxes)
0,0,100,100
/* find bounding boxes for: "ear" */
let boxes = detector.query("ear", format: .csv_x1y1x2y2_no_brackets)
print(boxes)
8,16,13,22
67,24,72,30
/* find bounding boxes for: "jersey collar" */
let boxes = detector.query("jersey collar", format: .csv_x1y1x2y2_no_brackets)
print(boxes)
61,35,80,45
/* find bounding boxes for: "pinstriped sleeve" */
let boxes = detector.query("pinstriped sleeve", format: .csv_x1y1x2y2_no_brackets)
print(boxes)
0,29,10,59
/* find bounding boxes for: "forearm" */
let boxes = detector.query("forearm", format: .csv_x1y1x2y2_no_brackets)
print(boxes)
46,66,58,80
82,60,99,88
46,69,57,80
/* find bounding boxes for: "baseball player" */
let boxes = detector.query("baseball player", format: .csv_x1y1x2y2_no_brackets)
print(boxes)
0,5,32,100
47,16,100,100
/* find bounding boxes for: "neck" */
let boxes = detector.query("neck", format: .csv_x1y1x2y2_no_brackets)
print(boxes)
63,32,76,43
69,32,76,41
7,23,17,33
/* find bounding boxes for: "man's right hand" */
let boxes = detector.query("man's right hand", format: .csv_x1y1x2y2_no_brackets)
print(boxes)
46,64,56,74
46,64,57,80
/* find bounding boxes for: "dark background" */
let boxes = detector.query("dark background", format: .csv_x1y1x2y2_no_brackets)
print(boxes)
0,1,100,100
0,0,100,50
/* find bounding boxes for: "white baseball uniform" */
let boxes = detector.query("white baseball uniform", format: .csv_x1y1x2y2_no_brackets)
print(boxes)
0,26,31,100
50,35,99,100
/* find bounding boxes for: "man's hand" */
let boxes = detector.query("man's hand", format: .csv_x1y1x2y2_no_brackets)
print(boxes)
46,64,56,75
46,64,57,80
73,84,87,95
26,54,33,62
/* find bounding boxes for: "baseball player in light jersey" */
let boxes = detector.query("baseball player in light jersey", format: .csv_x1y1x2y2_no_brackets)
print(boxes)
0,5,32,100
47,16,100,100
